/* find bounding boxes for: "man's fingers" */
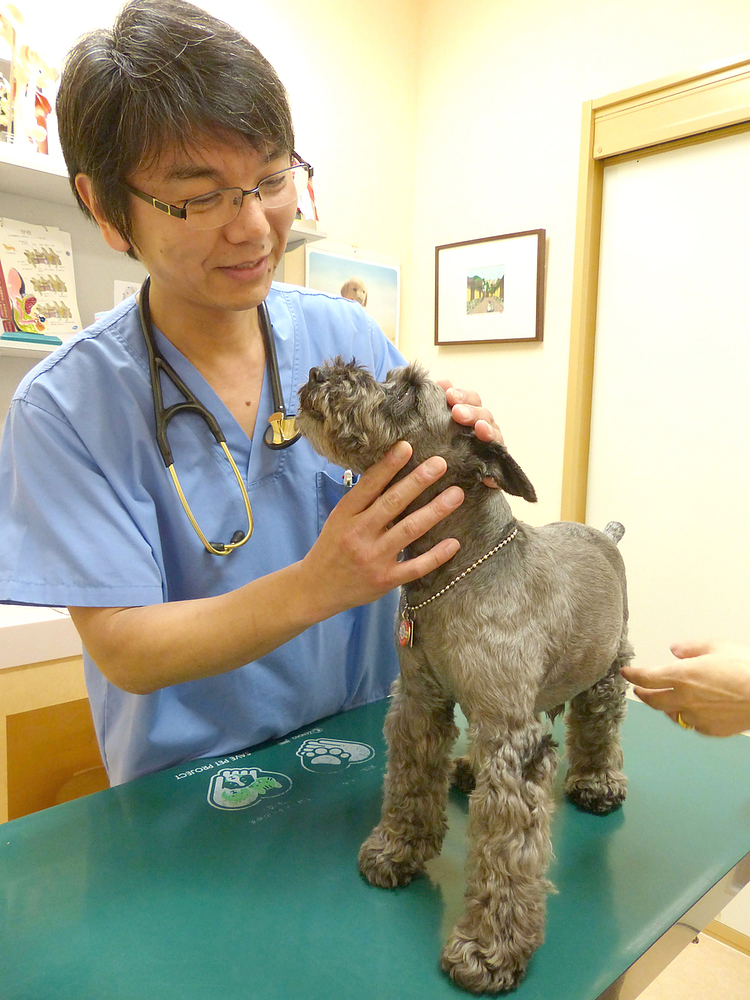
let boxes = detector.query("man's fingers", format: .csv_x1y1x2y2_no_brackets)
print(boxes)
450,403,504,445
349,448,459,535
439,383,482,408
376,459,454,525
395,536,461,584
341,441,414,514
383,485,464,554
435,381,505,447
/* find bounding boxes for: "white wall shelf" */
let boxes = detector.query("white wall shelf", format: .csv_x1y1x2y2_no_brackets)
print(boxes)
287,220,325,252
0,142,71,203
0,338,57,360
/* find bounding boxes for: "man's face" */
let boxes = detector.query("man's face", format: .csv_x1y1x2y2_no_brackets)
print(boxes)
123,136,297,332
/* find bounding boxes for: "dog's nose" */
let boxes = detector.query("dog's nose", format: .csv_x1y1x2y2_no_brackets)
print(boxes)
308,366,326,384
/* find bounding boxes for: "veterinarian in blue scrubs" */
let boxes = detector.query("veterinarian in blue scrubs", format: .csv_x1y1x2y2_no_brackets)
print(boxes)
0,0,502,785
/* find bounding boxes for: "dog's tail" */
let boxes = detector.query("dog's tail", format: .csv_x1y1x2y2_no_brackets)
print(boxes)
604,521,625,544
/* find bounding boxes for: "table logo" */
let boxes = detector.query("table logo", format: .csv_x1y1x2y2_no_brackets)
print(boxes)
295,738,375,772
207,767,292,811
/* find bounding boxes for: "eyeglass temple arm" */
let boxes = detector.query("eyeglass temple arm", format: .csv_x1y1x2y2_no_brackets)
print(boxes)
126,185,186,219
292,152,313,179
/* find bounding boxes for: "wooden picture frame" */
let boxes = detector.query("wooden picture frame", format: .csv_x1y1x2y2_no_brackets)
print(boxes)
435,229,545,345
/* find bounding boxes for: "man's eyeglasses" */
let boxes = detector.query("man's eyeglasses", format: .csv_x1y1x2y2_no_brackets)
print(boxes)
124,156,313,231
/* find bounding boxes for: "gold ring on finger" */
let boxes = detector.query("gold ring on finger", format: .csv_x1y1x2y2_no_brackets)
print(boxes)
677,712,694,731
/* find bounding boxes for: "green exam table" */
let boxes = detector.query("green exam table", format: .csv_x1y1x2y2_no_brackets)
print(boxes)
2,697,749,999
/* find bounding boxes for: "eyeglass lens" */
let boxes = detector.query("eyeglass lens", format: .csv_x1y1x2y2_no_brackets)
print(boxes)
184,165,310,230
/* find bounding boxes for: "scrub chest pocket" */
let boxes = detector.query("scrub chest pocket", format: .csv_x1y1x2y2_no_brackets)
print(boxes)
316,465,357,534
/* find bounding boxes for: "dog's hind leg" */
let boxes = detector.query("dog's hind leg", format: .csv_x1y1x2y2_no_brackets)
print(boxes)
441,717,557,994
451,754,476,794
563,641,632,815
358,676,458,888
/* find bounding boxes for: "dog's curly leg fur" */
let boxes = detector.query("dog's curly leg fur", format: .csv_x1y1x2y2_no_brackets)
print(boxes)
358,679,458,888
563,646,632,815
451,754,476,794
441,720,557,994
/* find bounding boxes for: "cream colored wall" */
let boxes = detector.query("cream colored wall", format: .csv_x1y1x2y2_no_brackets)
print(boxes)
412,0,750,524
19,0,750,527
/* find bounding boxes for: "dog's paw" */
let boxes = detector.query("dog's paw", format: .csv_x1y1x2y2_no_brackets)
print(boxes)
358,828,431,888
451,755,476,794
440,930,528,995
564,772,627,815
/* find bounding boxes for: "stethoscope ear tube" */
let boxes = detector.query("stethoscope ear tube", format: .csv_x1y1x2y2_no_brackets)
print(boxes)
258,300,301,449
139,278,229,463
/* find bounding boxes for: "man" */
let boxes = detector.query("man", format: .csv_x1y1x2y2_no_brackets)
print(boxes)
0,0,502,783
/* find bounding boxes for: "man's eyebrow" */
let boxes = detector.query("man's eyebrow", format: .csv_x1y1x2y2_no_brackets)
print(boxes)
161,148,290,183
163,163,222,182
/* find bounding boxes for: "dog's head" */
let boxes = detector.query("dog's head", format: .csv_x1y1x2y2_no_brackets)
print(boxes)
340,278,368,307
297,358,537,502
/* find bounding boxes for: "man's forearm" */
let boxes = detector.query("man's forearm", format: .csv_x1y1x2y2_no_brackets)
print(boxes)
68,560,324,694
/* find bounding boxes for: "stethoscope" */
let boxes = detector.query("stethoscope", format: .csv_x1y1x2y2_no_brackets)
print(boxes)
137,276,301,556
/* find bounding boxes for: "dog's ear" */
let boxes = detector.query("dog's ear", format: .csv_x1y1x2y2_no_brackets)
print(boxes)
384,362,429,422
471,438,538,502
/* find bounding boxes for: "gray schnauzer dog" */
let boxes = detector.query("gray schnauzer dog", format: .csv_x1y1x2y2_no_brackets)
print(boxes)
297,359,632,995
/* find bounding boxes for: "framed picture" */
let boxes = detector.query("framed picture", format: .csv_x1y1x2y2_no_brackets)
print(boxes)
305,244,400,347
435,229,545,345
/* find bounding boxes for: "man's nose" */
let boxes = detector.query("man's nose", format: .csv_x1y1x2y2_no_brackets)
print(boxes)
223,192,271,242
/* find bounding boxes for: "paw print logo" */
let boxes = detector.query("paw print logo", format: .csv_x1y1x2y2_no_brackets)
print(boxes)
296,739,375,772
207,767,292,810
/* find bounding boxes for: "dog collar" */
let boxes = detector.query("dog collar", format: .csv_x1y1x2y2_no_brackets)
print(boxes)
398,523,519,648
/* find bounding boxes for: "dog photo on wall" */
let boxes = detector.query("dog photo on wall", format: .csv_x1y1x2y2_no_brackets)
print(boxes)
298,359,632,995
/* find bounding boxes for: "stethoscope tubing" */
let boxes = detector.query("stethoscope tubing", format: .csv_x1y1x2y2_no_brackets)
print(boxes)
137,276,300,554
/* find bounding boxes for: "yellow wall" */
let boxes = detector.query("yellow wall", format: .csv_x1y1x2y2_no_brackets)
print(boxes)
412,0,750,523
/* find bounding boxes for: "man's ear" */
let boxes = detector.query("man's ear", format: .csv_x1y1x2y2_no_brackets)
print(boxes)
74,174,132,254
471,437,538,502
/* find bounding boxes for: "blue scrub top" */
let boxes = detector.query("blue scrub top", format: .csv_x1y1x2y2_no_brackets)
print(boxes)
0,283,405,784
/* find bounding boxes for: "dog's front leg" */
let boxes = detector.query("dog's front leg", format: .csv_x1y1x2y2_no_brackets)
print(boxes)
359,676,457,888
441,719,557,994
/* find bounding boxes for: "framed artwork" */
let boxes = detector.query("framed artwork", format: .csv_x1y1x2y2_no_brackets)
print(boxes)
305,244,400,346
435,229,545,345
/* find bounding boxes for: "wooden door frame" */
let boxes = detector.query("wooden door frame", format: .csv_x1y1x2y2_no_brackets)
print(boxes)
561,54,750,521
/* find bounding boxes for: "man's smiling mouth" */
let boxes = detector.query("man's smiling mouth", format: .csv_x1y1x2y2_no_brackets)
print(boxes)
223,257,268,269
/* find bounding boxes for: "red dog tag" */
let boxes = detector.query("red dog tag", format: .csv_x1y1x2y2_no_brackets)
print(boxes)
398,615,414,648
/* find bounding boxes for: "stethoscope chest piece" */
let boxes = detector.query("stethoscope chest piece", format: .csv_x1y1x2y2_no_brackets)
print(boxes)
264,412,301,449
258,299,301,449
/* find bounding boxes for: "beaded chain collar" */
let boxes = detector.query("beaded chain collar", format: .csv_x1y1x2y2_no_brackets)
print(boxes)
398,523,519,648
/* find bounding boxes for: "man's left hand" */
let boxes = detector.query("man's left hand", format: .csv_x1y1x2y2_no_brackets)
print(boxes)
437,379,504,487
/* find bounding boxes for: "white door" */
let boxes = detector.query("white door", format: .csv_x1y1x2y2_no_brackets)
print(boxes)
586,129,750,669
